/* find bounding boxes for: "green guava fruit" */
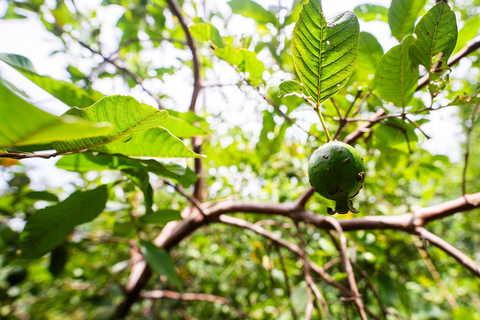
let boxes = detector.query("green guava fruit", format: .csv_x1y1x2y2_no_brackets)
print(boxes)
308,141,365,214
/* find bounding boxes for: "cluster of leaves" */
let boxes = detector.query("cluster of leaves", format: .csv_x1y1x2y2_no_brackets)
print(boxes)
1,0,480,319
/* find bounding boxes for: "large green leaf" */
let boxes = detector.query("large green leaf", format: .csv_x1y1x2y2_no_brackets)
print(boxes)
291,1,360,105
140,241,182,288
0,81,111,149
139,209,182,225
52,95,168,153
19,185,108,259
162,116,207,138
354,4,388,23
410,2,457,78
56,153,198,188
374,35,418,108
0,53,102,108
388,0,427,42
92,127,203,158
357,32,384,78
227,0,277,26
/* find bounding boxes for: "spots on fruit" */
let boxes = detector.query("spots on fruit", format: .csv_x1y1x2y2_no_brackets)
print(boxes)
327,168,330,172
357,171,365,182
338,149,342,153
342,158,351,164
328,185,340,195
322,155,328,159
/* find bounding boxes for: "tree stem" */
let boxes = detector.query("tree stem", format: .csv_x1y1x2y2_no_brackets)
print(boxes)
315,103,332,142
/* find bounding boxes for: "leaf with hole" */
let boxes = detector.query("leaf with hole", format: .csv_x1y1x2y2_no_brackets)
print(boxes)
410,2,457,87
278,80,303,98
292,0,360,105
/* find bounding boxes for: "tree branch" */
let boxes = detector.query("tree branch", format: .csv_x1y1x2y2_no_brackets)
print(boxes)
414,227,480,277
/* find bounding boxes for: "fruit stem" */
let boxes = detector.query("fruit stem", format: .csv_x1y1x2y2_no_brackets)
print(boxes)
314,104,332,142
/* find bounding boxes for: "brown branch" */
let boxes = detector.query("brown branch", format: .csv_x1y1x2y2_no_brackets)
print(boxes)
141,289,229,304
417,36,480,91
323,217,367,320
414,227,480,277
165,0,201,112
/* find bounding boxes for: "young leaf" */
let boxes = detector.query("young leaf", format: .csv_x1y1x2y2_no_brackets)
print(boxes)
292,1,360,105
227,0,277,26
374,35,419,108
19,185,109,259
52,95,168,154
140,241,182,288
0,81,111,149
410,2,457,77
447,92,480,106
388,0,427,42
278,80,303,98
0,53,102,108
92,127,203,158
189,23,225,48
233,49,265,86
354,4,388,23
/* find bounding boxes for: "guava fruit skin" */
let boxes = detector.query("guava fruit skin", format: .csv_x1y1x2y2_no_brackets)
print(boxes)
308,141,365,214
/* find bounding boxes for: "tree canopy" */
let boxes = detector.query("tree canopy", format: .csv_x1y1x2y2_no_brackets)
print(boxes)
1,0,480,319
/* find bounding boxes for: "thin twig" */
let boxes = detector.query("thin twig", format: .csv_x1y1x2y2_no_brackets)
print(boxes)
162,180,205,216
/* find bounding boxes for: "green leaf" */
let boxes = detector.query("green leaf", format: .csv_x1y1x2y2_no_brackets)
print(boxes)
52,95,168,154
122,168,153,214
455,17,480,54
388,0,427,42
92,127,203,158
227,0,277,26
0,53,36,72
357,32,384,78
25,191,59,202
162,116,207,138
0,80,112,149
56,153,198,188
354,4,388,23
0,53,103,108
374,35,418,108
410,2,457,77
373,118,418,153
19,185,109,259
140,241,182,288
292,1,360,105
189,23,225,48
48,245,68,277
139,209,182,225
233,49,265,86
278,80,303,98
453,307,476,320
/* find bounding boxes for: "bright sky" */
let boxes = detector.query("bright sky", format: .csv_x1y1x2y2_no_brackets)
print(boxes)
0,0,465,192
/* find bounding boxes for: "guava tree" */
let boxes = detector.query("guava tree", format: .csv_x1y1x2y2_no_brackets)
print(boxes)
1,0,480,318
